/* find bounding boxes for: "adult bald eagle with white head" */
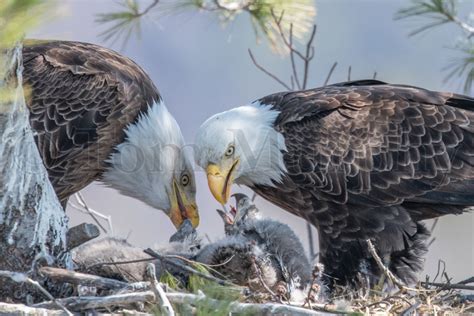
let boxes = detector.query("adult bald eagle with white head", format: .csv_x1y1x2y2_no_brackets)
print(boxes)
195,80,474,286
22,40,199,229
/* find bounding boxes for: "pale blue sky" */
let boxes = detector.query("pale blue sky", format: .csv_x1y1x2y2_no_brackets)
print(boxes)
31,0,473,280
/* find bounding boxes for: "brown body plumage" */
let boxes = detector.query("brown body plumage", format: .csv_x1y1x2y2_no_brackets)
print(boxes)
196,79,474,286
254,80,474,284
22,40,159,204
21,40,200,228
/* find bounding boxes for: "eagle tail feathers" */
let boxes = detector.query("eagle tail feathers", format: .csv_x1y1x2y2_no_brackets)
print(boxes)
386,222,429,285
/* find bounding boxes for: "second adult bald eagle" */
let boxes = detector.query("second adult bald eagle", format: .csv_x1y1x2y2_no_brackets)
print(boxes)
195,80,474,286
22,40,199,228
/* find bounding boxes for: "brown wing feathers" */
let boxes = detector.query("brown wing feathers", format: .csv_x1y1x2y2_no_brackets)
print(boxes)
254,81,473,285
22,40,160,203
260,82,474,210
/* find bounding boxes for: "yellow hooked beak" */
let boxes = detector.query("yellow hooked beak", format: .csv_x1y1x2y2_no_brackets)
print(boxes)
206,160,239,205
169,180,200,229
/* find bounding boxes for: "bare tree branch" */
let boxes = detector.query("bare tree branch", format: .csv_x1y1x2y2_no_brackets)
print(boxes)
146,264,174,316
302,25,317,89
0,303,66,315
248,49,292,90
251,258,282,303
34,291,156,311
69,192,113,234
324,62,338,86
366,240,431,293
166,292,346,315
289,24,301,90
421,281,474,291
306,222,315,259
39,267,129,290
0,270,72,315
144,248,240,288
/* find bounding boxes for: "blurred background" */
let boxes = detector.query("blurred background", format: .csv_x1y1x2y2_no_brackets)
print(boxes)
29,0,473,282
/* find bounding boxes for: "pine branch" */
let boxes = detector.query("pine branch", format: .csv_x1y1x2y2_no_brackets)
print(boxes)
396,0,474,94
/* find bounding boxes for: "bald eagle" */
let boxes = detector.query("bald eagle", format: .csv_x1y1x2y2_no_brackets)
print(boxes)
195,80,474,286
22,40,199,228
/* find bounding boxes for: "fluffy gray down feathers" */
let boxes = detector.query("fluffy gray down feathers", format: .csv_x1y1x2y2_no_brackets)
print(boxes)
72,195,312,294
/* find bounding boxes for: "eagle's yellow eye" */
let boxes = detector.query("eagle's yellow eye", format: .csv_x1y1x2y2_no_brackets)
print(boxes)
225,145,235,157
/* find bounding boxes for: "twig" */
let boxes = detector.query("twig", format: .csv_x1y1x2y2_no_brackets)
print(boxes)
366,239,428,292
248,49,292,90
251,191,257,201
251,258,282,303
271,10,317,90
139,0,159,17
430,218,439,233
69,193,113,234
432,259,446,283
146,263,174,316
271,11,306,60
34,291,155,312
289,24,301,90
86,257,156,271
323,62,337,86
302,25,317,89
421,281,474,291
39,266,129,290
306,222,315,259
0,303,65,315
66,223,100,250
303,263,323,308
459,276,474,285
163,254,231,280
144,248,240,288
0,270,72,315
347,66,352,81
166,292,345,315
400,300,421,316
428,218,439,248
86,253,231,282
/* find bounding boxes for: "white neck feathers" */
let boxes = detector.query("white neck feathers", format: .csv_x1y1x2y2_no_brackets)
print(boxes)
196,102,287,187
102,100,185,210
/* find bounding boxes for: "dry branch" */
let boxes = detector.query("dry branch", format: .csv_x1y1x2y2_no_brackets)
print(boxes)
248,49,292,90
0,302,66,315
421,281,474,291
251,258,281,303
66,223,100,250
145,263,174,316
144,248,239,288
166,292,343,315
366,239,429,293
34,291,155,312
459,276,474,284
69,192,113,234
0,270,72,315
323,62,338,86
39,267,129,290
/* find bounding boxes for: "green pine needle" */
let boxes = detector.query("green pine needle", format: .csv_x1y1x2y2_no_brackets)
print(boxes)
396,0,474,94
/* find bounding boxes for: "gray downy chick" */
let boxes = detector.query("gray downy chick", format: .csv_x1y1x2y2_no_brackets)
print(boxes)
230,194,312,289
169,218,199,248
73,220,202,287
72,237,151,283
198,194,311,295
